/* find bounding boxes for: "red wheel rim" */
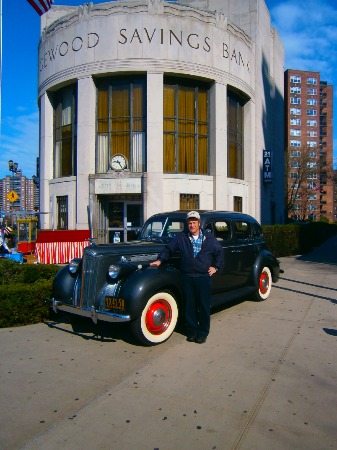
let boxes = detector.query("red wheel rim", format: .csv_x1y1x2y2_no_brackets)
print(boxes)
259,271,269,294
145,300,172,335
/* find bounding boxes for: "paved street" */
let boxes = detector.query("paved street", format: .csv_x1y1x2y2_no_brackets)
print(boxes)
1,236,337,450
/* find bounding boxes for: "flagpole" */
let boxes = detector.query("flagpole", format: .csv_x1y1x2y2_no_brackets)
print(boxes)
0,0,2,137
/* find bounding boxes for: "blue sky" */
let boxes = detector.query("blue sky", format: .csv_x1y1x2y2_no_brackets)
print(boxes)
0,0,336,179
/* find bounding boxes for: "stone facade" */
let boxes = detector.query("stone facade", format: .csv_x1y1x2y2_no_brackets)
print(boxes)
38,0,284,241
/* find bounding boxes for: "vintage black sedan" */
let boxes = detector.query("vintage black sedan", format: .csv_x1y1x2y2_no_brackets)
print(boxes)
47,211,281,345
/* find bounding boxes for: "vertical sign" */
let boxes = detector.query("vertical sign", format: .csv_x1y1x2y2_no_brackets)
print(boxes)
263,149,272,183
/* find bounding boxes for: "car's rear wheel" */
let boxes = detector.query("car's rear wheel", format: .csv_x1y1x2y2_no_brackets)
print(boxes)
254,266,272,301
130,291,179,346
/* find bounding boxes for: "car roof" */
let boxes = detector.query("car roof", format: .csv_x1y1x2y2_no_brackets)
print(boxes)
147,210,259,223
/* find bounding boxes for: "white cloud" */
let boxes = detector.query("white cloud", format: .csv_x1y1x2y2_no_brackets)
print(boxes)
0,110,39,179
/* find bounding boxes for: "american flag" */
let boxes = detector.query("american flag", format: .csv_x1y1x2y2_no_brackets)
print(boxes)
27,0,53,16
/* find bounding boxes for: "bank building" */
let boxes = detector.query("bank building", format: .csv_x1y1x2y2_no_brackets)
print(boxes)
38,0,285,244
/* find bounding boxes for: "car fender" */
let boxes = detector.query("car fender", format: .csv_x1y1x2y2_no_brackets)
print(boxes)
52,264,79,300
119,265,183,318
251,250,279,286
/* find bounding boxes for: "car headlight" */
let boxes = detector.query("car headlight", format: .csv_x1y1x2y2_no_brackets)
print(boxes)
69,259,81,274
108,264,121,279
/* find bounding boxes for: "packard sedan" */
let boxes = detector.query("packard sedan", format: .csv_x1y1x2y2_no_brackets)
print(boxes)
47,211,281,345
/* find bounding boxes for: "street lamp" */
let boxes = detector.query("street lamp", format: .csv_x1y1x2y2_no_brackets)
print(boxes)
8,160,19,176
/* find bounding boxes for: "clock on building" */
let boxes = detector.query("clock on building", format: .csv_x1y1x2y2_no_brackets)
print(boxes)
110,154,128,171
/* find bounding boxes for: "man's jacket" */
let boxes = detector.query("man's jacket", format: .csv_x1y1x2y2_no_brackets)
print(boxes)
158,228,224,275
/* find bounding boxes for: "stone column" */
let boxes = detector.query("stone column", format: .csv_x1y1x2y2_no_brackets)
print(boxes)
76,76,96,230
211,81,228,210
144,72,164,220
39,92,53,230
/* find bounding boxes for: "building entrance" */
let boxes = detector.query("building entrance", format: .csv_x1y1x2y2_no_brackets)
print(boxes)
98,196,143,243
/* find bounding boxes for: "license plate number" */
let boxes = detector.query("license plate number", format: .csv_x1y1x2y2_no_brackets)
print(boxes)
105,297,125,311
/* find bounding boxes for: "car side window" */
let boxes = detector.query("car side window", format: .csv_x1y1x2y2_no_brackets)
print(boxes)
205,221,231,241
166,220,186,238
252,223,264,239
233,221,251,240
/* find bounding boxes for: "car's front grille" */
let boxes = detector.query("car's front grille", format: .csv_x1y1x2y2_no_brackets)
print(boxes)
80,253,98,309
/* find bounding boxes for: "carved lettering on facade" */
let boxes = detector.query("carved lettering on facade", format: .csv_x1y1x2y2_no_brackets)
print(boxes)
40,29,249,73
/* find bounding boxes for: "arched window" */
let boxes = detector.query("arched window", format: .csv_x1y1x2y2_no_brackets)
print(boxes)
163,78,209,174
53,85,77,178
227,90,246,179
96,76,146,173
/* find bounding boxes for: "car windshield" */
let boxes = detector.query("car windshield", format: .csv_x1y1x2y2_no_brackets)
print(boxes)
140,217,187,240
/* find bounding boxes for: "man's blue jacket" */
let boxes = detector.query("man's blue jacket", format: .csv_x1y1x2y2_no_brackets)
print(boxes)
157,228,224,275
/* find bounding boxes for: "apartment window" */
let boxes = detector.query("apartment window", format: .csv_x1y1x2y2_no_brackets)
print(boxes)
290,150,301,157
307,194,317,200
290,86,301,94
233,196,242,212
291,172,299,179
164,79,209,174
307,172,318,180
307,120,317,126
290,108,301,115
308,151,317,158
227,90,246,179
180,194,199,210
307,110,317,116
290,129,301,136
290,140,301,147
307,77,317,85
307,130,317,137
290,76,301,83
307,99,317,106
57,196,68,230
290,97,301,104
307,88,317,95
53,85,77,178
290,118,301,126
307,162,317,168
308,204,317,211
291,161,301,168
97,76,146,173
307,141,317,147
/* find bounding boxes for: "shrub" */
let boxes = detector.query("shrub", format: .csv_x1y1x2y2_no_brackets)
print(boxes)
0,260,60,328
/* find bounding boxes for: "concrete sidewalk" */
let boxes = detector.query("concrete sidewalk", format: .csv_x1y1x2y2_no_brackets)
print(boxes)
1,236,337,450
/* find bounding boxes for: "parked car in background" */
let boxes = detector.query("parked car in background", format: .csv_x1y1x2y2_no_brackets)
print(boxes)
47,211,281,345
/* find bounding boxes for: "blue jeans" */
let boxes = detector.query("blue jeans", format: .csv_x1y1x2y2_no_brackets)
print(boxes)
182,274,212,338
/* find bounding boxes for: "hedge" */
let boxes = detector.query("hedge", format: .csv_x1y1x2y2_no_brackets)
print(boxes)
0,260,60,328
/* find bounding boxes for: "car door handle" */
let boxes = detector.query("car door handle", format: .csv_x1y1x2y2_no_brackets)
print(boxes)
231,249,243,253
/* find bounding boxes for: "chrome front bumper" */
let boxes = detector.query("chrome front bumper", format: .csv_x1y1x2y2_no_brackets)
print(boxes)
46,298,131,324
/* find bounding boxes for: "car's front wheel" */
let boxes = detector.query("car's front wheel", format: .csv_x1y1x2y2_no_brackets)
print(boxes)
254,266,272,301
130,291,179,346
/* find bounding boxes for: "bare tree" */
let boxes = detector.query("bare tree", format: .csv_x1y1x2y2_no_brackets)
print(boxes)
285,146,325,221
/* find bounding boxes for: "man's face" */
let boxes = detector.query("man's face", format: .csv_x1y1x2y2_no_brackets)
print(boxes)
187,218,200,236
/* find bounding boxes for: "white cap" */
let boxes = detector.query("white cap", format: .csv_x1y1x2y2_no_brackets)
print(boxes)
186,211,200,220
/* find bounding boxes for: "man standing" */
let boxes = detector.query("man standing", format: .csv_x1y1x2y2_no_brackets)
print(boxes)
150,211,224,343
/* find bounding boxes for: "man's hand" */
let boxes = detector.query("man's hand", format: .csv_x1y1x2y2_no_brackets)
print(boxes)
150,260,161,267
208,266,217,276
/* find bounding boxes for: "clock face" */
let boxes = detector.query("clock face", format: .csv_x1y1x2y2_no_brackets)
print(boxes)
111,154,127,171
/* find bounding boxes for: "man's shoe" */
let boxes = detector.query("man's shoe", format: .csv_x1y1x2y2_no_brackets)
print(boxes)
186,335,196,342
195,336,207,344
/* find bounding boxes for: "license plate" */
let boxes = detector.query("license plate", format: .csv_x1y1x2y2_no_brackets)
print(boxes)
105,296,125,311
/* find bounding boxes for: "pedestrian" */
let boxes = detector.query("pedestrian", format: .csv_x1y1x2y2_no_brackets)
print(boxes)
0,226,13,254
150,211,224,343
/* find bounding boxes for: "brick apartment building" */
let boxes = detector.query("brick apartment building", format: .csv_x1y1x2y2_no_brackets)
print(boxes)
284,69,334,222
0,172,39,225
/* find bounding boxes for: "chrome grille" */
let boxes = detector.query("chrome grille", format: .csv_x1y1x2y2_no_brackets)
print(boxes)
80,253,99,309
